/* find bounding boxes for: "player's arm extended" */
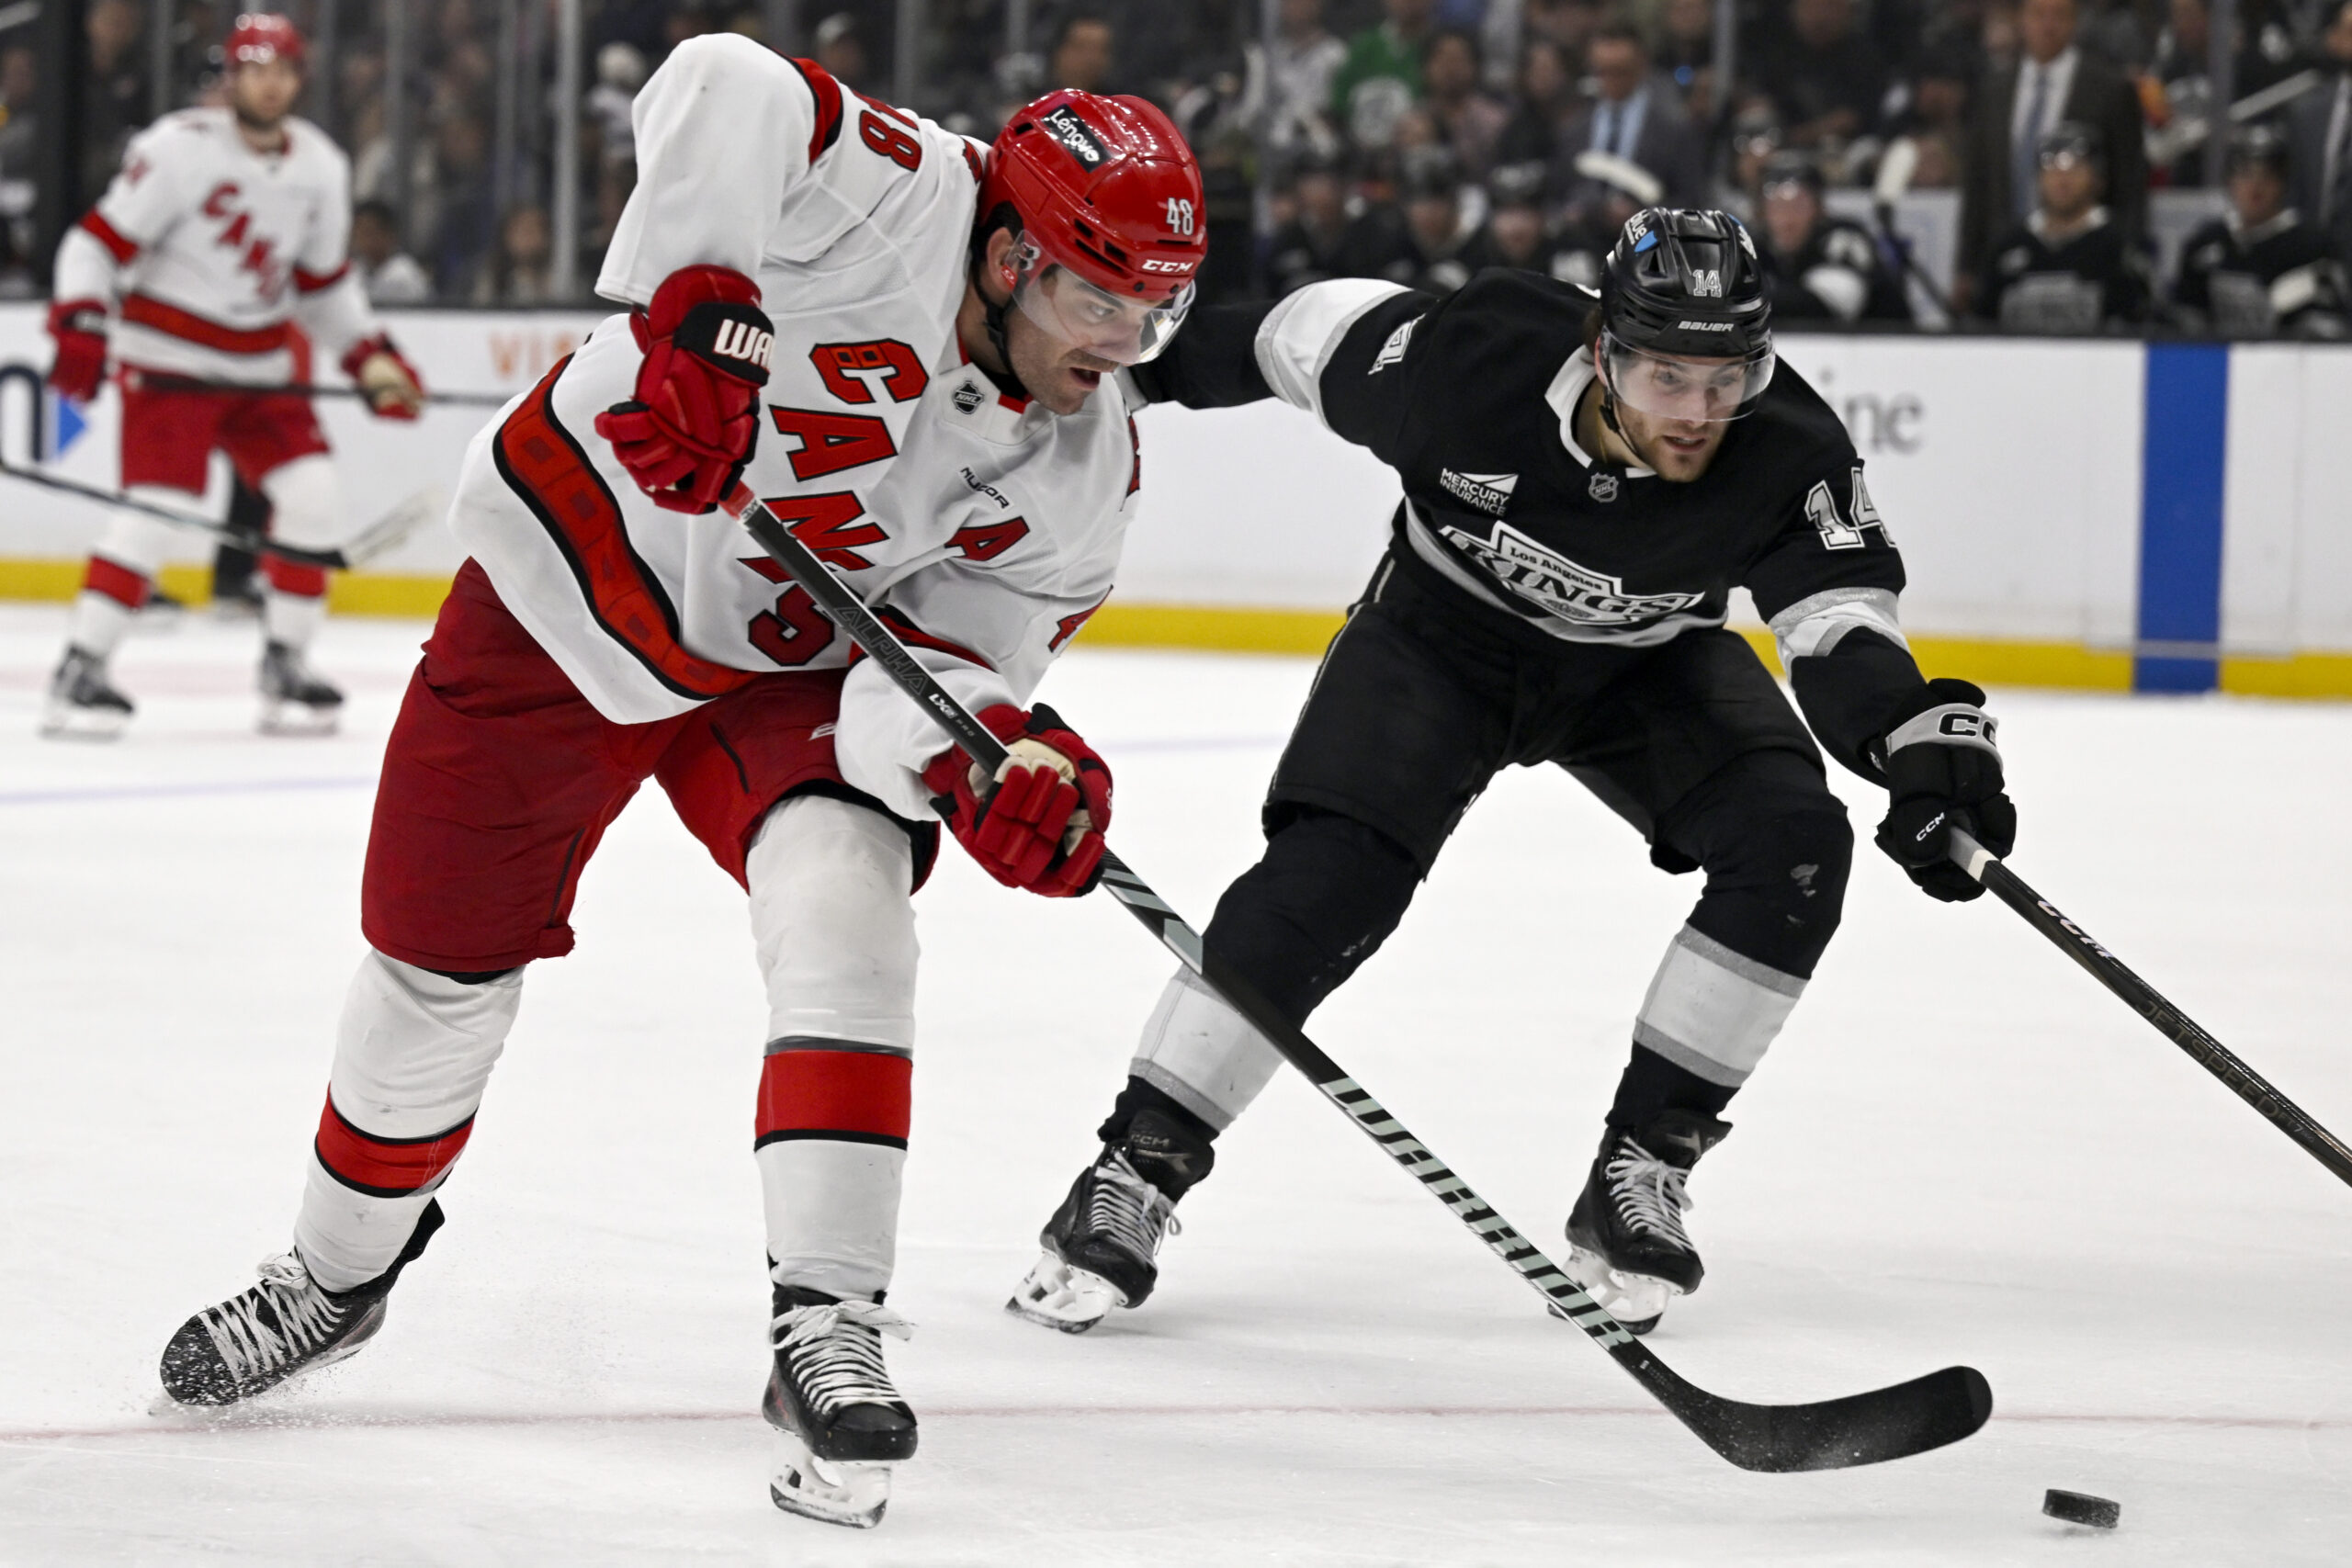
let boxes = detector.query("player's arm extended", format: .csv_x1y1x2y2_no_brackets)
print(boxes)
293,150,424,418
49,122,192,399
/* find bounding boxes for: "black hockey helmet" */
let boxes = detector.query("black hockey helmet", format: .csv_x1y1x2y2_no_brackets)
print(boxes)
2036,120,2105,172
1596,208,1775,423
2226,122,2292,180
1758,151,1826,199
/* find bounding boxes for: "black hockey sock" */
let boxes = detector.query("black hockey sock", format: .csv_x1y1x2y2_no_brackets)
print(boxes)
1095,1078,1218,1199
1604,1045,1736,1136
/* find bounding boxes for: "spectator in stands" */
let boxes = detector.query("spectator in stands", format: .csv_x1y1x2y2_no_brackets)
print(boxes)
476,203,557,304
2153,0,2300,166
1493,36,1576,167
1555,23,1709,223
1337,145,1475,291
351,199,432,305
1047,12,1116,94
811,14,874,93
1882,41,1976,190
1462,158,1588,282
1658,0,1719,118
1973,120,2154,331
1720,107,1786,217
425,111,497,299
2173,124,2349,335
1247,0,1349,159
1268,152,1353,296
1959,0,2149,310
2286,0,2352,263
1753,0,1890,150
83,0,149,201
1334,0,1437,151
1756,152,1916,321
1526,0,1606,64
1421,29,1508,178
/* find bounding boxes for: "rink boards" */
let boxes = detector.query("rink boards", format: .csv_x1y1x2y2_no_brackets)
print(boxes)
0,305,2345,696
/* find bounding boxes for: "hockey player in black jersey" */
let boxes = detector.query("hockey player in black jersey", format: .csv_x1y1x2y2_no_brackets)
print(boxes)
1756,153,1913,324
1973,122,2154,333
1008,209,2018,1336
2172,126,2350,340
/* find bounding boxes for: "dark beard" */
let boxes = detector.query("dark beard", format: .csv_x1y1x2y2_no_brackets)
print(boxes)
232,103,288,140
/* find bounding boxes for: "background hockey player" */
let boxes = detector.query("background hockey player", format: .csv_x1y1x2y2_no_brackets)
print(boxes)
2171,126,2349,340
40,12,425,739
151,36,1204,1532
1971,121,2153,334
1008,209,2018,1338
1754,152,1912,324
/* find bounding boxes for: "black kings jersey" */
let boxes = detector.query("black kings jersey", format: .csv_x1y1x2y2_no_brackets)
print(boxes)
1266,268,1904,650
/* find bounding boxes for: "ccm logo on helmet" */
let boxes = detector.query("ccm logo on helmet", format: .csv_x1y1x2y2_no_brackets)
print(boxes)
1140,257,1195,274
1039,106,1107,167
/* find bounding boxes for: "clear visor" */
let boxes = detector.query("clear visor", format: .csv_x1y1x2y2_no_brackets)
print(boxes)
1599,333,1775,424
1010,240,1193,367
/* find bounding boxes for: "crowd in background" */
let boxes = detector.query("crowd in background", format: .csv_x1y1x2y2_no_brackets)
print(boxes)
2,0,2349,334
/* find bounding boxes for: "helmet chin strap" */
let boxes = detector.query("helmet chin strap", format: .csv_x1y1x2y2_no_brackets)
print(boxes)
970,246,1032,400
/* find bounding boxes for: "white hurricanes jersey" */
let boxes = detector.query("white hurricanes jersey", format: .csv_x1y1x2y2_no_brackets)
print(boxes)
55,106,374,383
447,35,1144,817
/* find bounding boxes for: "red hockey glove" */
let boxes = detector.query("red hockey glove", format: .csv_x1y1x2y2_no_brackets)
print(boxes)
592,265,772,514
922,703,1113,897
341,333,425,420
46,299,109,404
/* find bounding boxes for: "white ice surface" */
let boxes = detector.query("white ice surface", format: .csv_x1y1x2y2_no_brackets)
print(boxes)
3,604,2350,1565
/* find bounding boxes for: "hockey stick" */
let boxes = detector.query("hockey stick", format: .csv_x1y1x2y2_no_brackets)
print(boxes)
0,458,444,570
119,368,514,409
729,484,1993,1473
1949,826,2352,1189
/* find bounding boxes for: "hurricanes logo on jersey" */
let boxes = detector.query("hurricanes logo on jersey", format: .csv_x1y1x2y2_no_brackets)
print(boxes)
1439,520,1706,627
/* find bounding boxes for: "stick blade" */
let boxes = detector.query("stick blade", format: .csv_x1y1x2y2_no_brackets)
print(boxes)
1669,1363,1993,1472
340,487,447,569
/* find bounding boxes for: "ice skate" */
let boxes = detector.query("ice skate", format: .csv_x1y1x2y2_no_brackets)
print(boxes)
1563,1110,1730,1336
1008,1105,1206,1332
40,648,134,739
763,1285,916,1529
159,1201,440,1406
258,639,344,735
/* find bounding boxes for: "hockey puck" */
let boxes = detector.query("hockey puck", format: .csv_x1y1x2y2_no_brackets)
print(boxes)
2042,1489,2120,1529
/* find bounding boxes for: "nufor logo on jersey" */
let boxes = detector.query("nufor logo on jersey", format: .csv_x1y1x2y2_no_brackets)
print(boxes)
1440,520,1706,627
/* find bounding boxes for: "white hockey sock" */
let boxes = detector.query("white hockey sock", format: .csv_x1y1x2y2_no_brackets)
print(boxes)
67,502,185,659
64,590,137,660
262,586,328,650
294,951,522,1293
745,795,918,1301
1630,925,1806,1091
1127,966,1286,1132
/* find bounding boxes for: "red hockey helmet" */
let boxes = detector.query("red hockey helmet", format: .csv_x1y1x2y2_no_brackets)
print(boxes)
227,13,306,68
978,90,1206,365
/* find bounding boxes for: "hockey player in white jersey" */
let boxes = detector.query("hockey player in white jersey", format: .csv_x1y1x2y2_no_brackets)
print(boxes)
40,12,424,739
153,36,1204,1530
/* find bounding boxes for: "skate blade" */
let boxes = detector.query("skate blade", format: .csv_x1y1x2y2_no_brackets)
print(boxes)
258,700,341,737
1562,1243,1680,1337
770,1429,890,1529
1004,1251,1125,1334
40,702,130,740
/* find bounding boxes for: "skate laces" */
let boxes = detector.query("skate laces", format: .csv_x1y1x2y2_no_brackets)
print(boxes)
1086,1150,1182,1262
770,1299,913,1415
199,1254,341,1381
1603,1138,1696,1252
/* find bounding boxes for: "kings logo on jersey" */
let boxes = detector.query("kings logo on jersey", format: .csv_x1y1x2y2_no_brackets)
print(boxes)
1439,520,1706,627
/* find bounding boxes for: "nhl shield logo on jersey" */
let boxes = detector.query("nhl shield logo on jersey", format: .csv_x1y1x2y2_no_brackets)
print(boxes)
1588,471,1621,502
1438,468,1518,514
952,380,987,414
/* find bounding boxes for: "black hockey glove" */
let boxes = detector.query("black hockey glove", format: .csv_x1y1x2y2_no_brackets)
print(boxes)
1871,678,2016,903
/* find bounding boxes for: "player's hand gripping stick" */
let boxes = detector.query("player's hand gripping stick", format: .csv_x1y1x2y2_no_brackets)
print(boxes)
729,482,1994,1474
923,704,1112,897
1947,827,2352,1190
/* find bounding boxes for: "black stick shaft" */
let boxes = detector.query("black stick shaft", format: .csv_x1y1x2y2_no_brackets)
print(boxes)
119,370,513,408
1950,827,2352,1188
0,460,347,568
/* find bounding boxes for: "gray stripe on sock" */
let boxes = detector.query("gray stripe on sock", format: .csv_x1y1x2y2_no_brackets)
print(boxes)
763,1035,914,1058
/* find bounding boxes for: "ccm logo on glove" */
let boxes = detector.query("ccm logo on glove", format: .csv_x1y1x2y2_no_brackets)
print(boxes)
1872,678,2017,903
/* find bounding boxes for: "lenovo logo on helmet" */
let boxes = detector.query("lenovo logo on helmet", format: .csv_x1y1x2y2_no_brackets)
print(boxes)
1039,106,1107,168
1139,257,1194,274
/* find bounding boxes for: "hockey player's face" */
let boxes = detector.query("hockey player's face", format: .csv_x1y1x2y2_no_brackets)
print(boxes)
1615,396,1732,481
228,57,302,129
1002,295,1125,416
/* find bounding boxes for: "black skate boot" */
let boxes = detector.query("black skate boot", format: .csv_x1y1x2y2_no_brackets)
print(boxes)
1563,1110,1731,1336
1007,1104,1211,1333
159,1200,442,1405
258,640,344,735
40,648,134,739
763,1283,916,1529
